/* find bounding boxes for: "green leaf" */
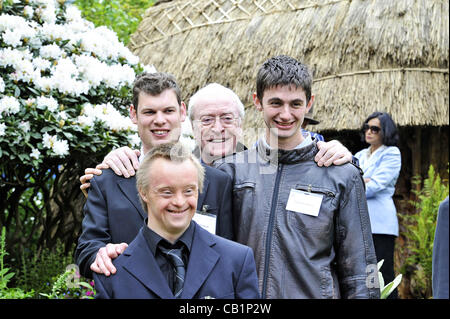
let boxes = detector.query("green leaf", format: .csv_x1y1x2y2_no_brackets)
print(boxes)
77,281,93,290
30,132,42,139
27,87,41,95
0,268,11,277
380,281,395,299
62,132,74,140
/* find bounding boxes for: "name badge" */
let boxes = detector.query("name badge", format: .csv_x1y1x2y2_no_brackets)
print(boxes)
193,206,216,234
286,189,323,217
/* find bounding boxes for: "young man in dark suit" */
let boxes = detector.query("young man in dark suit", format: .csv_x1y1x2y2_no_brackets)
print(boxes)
75,72,233,278
94,142,259,299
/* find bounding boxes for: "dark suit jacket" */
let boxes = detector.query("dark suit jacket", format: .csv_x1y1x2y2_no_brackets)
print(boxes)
75,164,233,278
94,222,260,299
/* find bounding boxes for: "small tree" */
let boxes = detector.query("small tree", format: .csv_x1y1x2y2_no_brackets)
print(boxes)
73,0,154,45
0,0,153,265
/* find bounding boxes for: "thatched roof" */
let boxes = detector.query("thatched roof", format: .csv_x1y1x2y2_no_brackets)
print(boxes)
129,0,449,143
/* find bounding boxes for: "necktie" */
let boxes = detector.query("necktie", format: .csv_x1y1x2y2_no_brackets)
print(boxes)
159,246,186,298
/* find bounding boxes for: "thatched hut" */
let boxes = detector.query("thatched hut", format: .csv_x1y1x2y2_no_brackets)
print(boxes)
129,0,448,195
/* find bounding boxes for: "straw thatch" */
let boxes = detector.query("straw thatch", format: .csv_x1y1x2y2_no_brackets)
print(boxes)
129,0,449,144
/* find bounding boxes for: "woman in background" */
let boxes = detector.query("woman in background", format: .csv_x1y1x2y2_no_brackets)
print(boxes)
355,112,401,299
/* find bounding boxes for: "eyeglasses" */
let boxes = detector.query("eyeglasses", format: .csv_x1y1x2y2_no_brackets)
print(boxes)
362,124,381,134
195,114,238,127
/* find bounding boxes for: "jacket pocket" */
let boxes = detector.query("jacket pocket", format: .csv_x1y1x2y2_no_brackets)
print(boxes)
287,184,336,234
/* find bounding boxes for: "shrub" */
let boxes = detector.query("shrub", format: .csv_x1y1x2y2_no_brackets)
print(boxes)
399,164,449,298
16,240,77,297
0,0,154,265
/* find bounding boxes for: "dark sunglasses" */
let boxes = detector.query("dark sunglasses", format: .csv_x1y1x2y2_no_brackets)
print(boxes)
362,124,381,134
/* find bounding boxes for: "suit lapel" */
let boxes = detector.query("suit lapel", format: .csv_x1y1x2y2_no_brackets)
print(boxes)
122,230,174,299
197,176,209,211
181,223,219,299
117,176,147,219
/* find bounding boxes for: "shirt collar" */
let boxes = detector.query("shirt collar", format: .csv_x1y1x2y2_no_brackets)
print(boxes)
142,218,195,256
139,146,145,163
366,144,386,158
261,132,313,151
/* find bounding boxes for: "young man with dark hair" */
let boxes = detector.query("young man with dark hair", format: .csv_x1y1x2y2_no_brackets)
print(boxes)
215,55,380,299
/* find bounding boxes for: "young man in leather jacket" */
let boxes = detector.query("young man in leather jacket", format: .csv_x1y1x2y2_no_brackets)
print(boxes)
214,55,380,299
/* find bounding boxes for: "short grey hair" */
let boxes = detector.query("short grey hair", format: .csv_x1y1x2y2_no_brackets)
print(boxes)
188,83,245,121
136,142,205,212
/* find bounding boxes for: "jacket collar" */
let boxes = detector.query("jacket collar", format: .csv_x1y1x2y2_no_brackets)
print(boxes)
197,164,210,210
256,137,318,165
122,223,219,299
193,142,248,161
122,228,174,298
116,175,147,220
181,223,219,298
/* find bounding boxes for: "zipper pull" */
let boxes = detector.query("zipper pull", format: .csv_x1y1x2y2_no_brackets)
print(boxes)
308,184,312,193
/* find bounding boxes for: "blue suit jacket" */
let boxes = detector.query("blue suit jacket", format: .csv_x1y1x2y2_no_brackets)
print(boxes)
93,222,260,299
75,164,234,278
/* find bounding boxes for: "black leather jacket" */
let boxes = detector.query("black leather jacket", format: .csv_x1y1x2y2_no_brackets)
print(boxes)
215,139,380,299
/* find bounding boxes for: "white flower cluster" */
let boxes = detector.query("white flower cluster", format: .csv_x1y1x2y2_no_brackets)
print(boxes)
0,95,21,115
77,102,136,132
0,123,6,136
0,1,158,161
0,2,140,97
42,132,69,157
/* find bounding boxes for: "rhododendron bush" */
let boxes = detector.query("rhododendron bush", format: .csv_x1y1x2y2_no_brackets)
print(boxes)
0,0,152,257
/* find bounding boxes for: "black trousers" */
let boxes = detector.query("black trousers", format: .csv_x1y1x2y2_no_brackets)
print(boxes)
372,234,398,299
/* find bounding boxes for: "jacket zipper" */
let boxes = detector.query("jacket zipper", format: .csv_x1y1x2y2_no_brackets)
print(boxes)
298,184,336,198
261,163,283,299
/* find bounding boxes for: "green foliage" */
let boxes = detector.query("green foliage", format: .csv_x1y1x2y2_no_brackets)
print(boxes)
0,227,34,299
15,240,76,297
6,238,96,299
73,0,154,44
400,164,449,298
40,265,95,299
1,234,95,299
